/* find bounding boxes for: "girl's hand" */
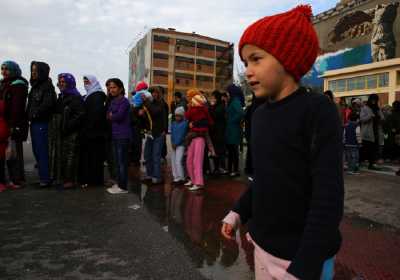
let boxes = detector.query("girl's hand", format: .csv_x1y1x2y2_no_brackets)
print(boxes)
221,222,235,240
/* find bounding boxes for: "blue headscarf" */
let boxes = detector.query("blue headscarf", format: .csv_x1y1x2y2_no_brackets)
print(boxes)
58,73,81,97
1,61,22,79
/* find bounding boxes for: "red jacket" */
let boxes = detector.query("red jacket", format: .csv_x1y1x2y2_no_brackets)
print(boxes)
185,106,214,133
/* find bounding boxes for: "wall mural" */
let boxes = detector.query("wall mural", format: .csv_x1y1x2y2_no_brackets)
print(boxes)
302,44,372,88
303,1,399,89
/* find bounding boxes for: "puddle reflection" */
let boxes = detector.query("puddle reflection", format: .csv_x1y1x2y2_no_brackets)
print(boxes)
131,181,254,280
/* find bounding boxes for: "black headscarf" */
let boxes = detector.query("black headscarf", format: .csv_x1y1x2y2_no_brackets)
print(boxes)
30,61,50,86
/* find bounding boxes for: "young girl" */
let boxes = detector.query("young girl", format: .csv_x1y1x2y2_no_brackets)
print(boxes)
170,107,188,184
221,5,343,280
106,78,131,194
184,89,213,191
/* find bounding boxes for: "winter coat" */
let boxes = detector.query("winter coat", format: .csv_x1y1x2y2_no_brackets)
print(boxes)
27,62,57,122
171,120,188,146
360,105,384,144
185,106,213,133
0,77,29,141
226,98,244,145
54,93,85,136
209,102,226,153
108,96,131,140
81,91,107,139
145,99,167,138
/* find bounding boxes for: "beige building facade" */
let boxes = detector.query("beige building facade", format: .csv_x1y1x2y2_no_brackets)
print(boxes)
322,58,400,105
128,28,233,105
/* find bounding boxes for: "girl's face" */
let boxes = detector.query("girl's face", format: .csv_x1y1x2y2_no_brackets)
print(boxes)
58,77,67,91
31,64,39,80
242,44,288,99
1,65,10,79
175,114,183,122
109,82,122,97
210,96,217,105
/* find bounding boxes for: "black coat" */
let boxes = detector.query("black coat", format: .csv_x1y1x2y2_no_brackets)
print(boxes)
81,91,107,139
27,62,57,122
55,94,85,136
209,102,226,154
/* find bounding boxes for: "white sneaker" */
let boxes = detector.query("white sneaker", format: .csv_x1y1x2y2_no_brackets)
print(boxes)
107,185,128,194
188,185,203,191
184,180,192,186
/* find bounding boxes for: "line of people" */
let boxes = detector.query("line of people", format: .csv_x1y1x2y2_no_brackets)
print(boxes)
324,90,400,176
0,59,249,194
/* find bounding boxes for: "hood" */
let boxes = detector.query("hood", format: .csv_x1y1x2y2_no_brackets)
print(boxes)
30,61,50,85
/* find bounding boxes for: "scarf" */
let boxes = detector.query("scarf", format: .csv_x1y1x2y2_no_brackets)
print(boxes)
58,73,81,97
83,74,103,100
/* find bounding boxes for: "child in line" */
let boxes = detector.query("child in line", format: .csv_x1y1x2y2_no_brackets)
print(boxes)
184,89,214,191
344,112,361,175
106,78,131,195
170,107,188,184
221,5,344,280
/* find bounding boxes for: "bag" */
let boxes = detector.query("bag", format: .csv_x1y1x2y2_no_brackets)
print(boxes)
5,139,17,160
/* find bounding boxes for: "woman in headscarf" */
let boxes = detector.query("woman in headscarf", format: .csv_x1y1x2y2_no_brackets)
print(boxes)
27,61,57,188
225,84,244,177
49,73,84,189
0,61,29,190
79,75,107,188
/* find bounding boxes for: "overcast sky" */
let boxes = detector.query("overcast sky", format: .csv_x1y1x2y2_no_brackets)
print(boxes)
0,0,335,93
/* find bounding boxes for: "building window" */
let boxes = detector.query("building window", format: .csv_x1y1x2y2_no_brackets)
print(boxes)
328,80,337,92
154,35,169,43
378,72,389,87
355,76,365,90
197,42,214,50
366,75,377,89
153,53,168,60
336,79,346,92
153,70,168,77
397,71,400,85
347,78,356,91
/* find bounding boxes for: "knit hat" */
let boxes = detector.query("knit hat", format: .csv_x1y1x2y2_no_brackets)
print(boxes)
191,94,206,107
174,106,185,116
135,81,148,92
239,5,320,81
186,88,201,104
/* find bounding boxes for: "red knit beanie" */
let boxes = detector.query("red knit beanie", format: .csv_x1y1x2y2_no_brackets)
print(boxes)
239,5,320,81
135,81,148,92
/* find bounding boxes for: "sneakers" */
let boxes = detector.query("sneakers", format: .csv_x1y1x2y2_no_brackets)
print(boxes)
0,184,6,192
230,172,240,178
219,168,229,175
184,180,192,186
107,184,128,194
188,185,204,191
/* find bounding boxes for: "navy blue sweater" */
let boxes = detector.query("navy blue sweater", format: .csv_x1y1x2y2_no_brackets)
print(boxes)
233,87,344,280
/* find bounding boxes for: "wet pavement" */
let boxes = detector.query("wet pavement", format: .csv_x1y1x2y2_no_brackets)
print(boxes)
1,156,400,279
